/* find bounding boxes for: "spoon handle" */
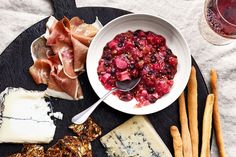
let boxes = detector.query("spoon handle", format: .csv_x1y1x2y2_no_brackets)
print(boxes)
71,88,117,124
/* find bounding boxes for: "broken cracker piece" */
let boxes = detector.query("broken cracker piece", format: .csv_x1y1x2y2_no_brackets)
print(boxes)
69,117,102,141
22,144,45,157
45,145,63,157
8,153,23,157
46,136,92,157
59,136,92,157
8,145,44,157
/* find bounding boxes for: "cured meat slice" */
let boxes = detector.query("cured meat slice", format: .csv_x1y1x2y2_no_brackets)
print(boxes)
31,37,53,62
61,16,71,31
73,23,98,37
72,34,93,46
29,59,51,84
47,53,62,71
47,74,64,92
51,70,83,100
70,17,98,37
29,16,101,100
58,49,77,79
50,41,71,55
29,53,61,85
46,16,58,34
71,36,88,72
46,21,71,46
44,16,58,40
45,88,74,100
70,17,84,28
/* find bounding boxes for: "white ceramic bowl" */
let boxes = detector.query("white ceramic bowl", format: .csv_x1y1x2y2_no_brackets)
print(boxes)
87,13,191,115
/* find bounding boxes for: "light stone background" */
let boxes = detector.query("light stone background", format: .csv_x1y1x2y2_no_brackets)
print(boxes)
0,0,235,156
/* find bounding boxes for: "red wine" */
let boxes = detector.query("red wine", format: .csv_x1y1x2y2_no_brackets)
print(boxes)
205,0,236,38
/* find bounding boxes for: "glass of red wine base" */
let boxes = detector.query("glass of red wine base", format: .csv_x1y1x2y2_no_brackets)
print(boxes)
199,0,236,45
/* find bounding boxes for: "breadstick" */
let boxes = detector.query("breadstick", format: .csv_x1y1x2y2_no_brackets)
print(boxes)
179,92,192,157
187,66,199,157
210,69,226,157
170,126,183,157
200,94,214,157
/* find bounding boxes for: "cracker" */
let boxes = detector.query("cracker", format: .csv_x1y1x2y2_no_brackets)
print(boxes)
22,144,44,157
8,153,23,157
69,117,102,141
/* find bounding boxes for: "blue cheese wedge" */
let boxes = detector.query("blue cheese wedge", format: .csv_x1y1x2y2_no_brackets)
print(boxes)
100,116,172,157
0,87,61,143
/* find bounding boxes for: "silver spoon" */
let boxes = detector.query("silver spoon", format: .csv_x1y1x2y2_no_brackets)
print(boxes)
71,77,141,124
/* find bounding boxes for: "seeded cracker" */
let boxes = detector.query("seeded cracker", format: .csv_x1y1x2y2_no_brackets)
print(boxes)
8,145,45,157
45,145,63,157
69,117,102,141
7,153,23,157
59,136,92,156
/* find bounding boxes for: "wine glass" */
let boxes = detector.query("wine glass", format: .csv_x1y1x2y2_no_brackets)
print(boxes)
199,0,236,45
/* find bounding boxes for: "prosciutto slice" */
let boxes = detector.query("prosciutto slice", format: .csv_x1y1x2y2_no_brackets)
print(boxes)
71,36,88,72
29,59,51,85
29,16,101,100
58,49,78,79
51,70,82,99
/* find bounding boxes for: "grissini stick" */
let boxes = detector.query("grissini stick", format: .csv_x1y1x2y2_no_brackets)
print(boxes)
170,126,184,157
200,94,214,157
179,92,192,157
210,69,226,157
187,66,199,157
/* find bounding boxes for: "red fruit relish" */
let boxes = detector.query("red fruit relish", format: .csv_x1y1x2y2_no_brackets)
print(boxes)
97,30,178,107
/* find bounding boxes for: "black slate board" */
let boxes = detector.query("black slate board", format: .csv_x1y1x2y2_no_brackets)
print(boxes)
0,0,209,156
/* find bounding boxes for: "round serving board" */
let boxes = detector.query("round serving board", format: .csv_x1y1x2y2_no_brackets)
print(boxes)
0,0,209,156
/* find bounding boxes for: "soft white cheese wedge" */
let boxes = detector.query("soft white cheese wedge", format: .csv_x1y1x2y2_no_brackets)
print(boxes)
0,88,57,143
100,116,172,157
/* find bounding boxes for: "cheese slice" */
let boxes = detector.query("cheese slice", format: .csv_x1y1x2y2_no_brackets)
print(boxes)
100,116,172,157
0,87,58,143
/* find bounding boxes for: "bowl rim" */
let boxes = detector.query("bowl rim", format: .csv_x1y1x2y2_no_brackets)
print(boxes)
86,13,191,115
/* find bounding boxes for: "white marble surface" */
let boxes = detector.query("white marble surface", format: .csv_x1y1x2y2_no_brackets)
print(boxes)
0,0,235,156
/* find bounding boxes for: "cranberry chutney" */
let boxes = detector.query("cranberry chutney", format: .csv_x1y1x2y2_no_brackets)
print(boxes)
97,30,178,107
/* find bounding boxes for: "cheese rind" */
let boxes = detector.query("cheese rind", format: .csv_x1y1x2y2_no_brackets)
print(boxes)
0,87,57,143
100,116,172,157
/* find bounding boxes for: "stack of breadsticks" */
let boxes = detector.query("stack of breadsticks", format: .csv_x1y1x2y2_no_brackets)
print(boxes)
170,67,226,157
